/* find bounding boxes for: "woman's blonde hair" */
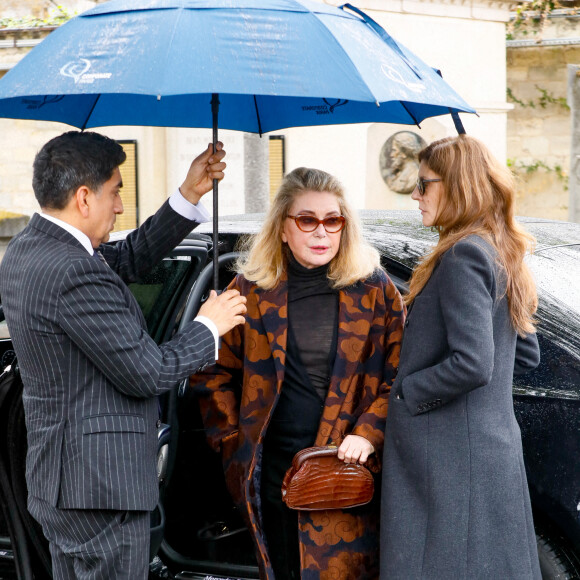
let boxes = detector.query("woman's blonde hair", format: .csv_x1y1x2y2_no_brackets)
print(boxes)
406,135,538,335
237,167,380,289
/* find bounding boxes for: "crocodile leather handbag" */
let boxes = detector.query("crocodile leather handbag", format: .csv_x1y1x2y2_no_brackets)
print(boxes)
281,445,374,510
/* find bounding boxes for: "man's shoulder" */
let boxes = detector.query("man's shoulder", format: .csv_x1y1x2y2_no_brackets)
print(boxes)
2,225,93,279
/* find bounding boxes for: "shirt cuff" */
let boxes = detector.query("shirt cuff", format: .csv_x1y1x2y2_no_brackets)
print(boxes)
169,188,211,223
194,315,219,360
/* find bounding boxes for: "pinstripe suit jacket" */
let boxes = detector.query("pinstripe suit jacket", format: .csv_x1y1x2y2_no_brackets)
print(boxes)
0,201,215,511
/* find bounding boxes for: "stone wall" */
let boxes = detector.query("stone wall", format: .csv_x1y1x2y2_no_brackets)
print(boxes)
507,44,578,220
506,9,580,222
0,211,29,261
1,0,516,223
1,0,97,19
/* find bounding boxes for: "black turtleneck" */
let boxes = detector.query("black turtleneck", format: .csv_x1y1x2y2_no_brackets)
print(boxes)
286,254,339,401
262,254,339,463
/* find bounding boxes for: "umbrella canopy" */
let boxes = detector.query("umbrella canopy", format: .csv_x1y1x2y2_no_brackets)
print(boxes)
0,0,475,132
0,0,476,288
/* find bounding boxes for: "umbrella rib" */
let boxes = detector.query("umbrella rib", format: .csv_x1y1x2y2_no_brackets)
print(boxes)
80,95,101,131
400,101,421,128
253,96,263,137
305,10,380,103
342,4,422,81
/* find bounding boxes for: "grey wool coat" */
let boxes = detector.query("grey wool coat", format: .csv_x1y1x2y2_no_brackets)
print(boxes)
380,235,541,580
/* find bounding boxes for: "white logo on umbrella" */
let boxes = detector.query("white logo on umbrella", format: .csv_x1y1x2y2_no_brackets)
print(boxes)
60,59,91,84
60,59,112,84
381,64,426,94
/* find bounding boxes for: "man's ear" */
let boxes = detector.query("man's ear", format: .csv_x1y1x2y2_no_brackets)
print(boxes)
74,186,91,218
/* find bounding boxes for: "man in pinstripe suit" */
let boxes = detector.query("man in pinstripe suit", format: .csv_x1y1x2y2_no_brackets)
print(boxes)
0,131,247,579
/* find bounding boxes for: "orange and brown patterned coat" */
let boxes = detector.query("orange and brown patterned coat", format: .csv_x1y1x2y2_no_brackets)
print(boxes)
191,269,405,580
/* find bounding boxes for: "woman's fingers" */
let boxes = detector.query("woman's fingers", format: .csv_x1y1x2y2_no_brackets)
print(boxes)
337,435,375,464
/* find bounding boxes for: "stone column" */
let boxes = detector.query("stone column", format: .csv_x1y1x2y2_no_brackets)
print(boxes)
568,64,580,223
243,133,269,214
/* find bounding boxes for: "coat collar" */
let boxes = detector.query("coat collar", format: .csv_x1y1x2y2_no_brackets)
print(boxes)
29,213,88,254
38,212,94,255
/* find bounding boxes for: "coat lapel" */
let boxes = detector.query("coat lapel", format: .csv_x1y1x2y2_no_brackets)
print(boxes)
256,274,289,388
316,282,377,444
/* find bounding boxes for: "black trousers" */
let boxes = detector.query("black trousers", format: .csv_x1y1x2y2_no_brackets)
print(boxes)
261,448,301,580
261,342,325,580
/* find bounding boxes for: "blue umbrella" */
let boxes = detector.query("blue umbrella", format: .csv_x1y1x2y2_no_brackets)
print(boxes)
0,0,474,131
0,0,476,287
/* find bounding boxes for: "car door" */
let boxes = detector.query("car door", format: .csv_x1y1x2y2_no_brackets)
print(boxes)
154,250,261,580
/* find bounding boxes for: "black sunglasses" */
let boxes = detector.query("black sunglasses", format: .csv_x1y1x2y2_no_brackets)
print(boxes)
287,214,346,233
416,177,442,196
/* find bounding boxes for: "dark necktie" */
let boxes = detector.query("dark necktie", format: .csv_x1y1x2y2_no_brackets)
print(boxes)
92,250,107,265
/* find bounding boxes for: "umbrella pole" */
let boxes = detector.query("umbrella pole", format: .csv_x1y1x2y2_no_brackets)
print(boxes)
211,93,220,291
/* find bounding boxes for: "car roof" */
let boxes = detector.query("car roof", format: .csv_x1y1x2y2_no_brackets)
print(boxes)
196,209,580,260
112,210,579,316
197,210,580,246
197,209,580,314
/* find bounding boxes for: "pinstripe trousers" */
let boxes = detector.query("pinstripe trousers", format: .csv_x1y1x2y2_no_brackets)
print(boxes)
28,496,150,580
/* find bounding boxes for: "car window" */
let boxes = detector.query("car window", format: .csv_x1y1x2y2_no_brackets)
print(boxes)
513,333,580,394
381,256,411,294
128,256,193,339
0,256,198,344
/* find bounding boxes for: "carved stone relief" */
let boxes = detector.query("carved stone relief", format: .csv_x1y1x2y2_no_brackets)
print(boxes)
379,131,426,194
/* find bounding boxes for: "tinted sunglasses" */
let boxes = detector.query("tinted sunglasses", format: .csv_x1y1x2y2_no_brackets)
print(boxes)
287,214,346,233
416,177,442,196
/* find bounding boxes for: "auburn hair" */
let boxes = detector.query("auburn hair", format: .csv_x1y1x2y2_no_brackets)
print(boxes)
406,135,537,336
236,167,380,289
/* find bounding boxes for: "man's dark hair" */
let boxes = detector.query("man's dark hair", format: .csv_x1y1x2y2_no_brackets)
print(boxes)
32,131,127,210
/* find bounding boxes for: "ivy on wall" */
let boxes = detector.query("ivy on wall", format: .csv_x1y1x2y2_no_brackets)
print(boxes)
506,85,570,190
0,5,73,30
508,158,569,190
506,0,571,195
507,86,570,110
506,0,568,39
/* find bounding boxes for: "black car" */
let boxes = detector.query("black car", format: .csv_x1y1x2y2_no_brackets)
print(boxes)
0,211,578,580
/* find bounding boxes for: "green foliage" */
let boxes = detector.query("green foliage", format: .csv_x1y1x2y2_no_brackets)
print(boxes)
536,86,570,110
508,157,569,189
506,0,561,39
0,5,74,30
506,0,579,39
506,86,569,110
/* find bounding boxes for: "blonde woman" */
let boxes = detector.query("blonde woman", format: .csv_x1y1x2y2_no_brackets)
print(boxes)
380,135,541,579
191,167,405,579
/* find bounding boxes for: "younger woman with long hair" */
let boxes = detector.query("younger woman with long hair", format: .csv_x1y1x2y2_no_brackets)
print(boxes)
380,135,541,579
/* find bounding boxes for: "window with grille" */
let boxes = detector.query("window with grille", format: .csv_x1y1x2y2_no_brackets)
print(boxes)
269,136,285,202
114,140,139,231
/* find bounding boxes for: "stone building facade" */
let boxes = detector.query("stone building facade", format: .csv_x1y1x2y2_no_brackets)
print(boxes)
0,0,521,230
507,10,580,221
